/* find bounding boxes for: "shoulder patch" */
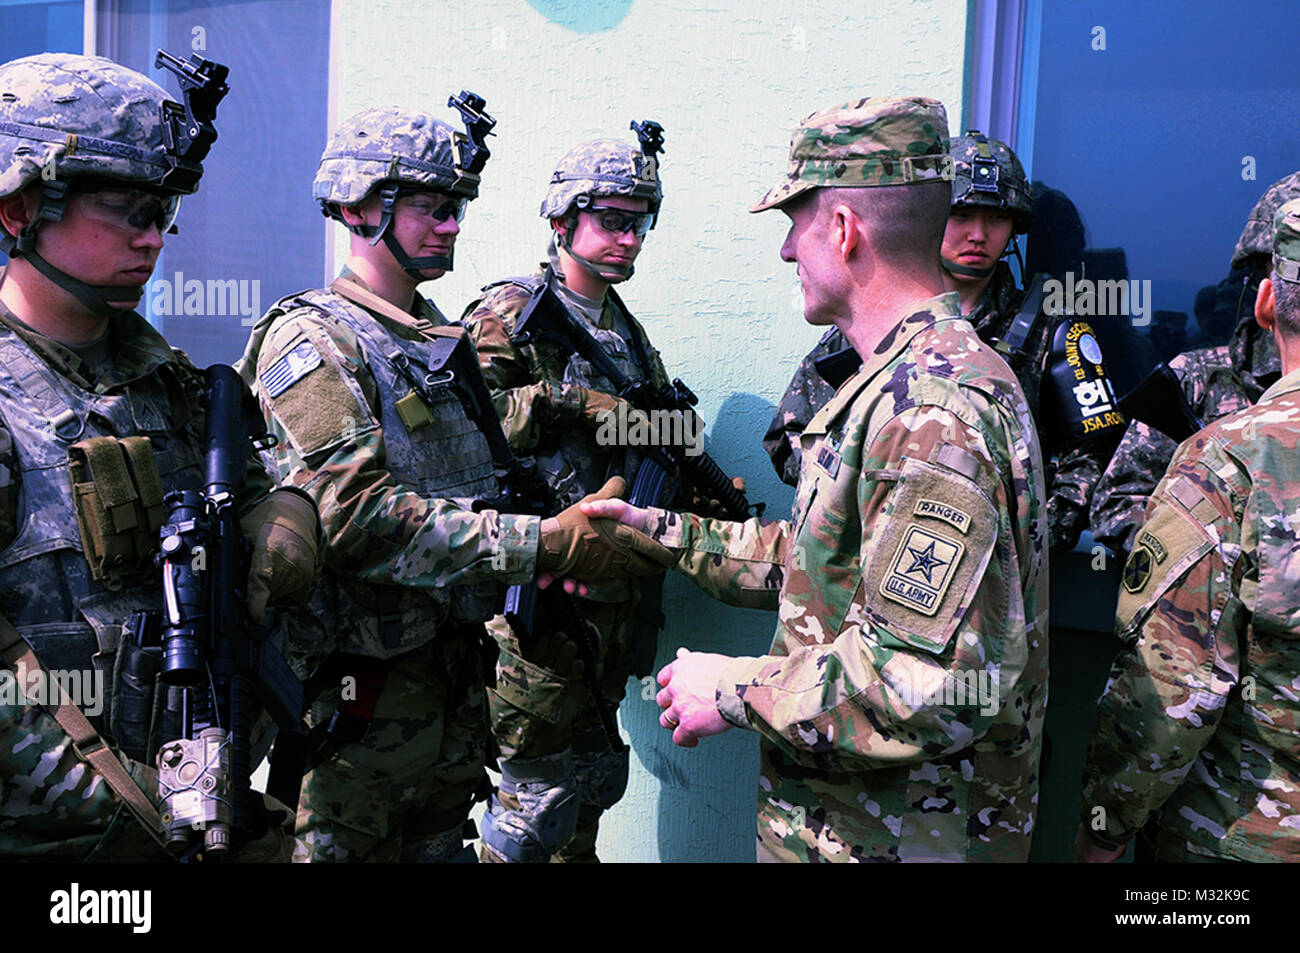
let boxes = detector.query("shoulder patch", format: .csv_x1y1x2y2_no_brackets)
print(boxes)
880,524,966,615
260,339,323,398
864,456,999,654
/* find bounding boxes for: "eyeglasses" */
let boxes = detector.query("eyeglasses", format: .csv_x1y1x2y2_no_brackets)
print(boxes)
396,193,467,224
586,206,654,237
73,181,181,235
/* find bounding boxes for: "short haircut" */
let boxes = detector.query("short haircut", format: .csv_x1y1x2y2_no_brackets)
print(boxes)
1271,267,1300,338
819,180,949,267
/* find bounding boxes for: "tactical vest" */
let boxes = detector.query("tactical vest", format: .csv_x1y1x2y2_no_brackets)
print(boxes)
262,289,500,657
0,323,203,736
483,275,661,508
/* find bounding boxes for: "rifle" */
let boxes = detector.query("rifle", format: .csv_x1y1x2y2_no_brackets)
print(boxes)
1118,361,1204,443
387,331,626,753
155,364,307,858
512,277,762,521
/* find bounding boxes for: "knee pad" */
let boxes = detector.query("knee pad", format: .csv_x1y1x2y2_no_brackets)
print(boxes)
574,745,630,811
479,751,579,863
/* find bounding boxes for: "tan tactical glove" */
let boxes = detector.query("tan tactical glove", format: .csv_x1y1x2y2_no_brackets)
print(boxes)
537,477,676,579
241,487,322,623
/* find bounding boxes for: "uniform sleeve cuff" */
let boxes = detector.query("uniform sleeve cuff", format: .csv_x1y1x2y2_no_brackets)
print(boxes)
715,655,766,730
497,513,541,580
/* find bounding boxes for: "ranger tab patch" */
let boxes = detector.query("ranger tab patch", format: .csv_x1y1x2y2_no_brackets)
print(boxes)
914,498,971,534
261,340,323,398
880,524,966,617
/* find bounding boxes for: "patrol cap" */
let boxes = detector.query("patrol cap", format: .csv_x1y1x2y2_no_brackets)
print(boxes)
1273,197,1300,283
1231,170,1300,270
750,96,950,213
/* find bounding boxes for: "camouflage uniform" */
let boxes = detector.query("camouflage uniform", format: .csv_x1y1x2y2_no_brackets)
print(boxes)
644,99,1048,862
0,54,295,860
646,296,1049,861
463,133,674,862
238,108,543,863
1079,201,1300,860
765,133,1106,551
1089,172,1298,556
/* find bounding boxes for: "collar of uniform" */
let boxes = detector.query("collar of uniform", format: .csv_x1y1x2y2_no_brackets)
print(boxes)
1256,364,1300,404
332,266,449,336
537,258,613,330
0,295,175,392
801,292,962,438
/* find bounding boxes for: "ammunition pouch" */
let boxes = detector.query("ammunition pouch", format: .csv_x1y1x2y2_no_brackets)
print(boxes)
68,436,166,586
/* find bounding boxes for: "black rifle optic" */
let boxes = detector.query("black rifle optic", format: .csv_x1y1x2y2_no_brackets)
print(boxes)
154,49,229,193
385,331,625,753
156,364,307,859
512,280,762,522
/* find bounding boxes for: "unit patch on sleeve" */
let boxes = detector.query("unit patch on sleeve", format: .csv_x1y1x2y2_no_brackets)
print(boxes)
260,339,323,398
879,524,966,617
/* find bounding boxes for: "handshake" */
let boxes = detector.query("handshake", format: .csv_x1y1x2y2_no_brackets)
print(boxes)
534,476,673,585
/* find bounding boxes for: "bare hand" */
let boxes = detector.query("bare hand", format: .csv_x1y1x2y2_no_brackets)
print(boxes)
581,496,649,532
655,647,733,747
1074,826,1126,863
535,571,590,597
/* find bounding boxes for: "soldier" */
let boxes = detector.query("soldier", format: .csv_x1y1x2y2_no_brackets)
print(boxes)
0,52,319,860
238,106,659,863
1090,172,1295,557
764,132,1108,551
462,128,680,862
1076,198,1300,863
585,97,1049,862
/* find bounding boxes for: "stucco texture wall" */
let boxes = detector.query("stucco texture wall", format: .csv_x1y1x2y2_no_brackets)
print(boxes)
334,0,968,862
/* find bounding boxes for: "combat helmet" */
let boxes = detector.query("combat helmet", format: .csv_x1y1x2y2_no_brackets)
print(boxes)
0,50,228,315
941,130,1032,280
314,92,495,278
541,120,664,282
1231,170,1300,272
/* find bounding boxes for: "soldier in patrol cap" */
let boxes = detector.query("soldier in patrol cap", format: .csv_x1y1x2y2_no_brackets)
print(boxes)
1077,197,1300,863
0,52,320,860
238,105,667,862
1090,172,1294,557
584,97,1049,861
462,126,688,862
765,130,1106,551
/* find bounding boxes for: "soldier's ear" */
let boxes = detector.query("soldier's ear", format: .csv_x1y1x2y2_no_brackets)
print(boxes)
1255,277,1276,333
0,186,37,237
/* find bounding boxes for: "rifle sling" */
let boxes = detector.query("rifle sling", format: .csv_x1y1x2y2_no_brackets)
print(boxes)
0,613,167,847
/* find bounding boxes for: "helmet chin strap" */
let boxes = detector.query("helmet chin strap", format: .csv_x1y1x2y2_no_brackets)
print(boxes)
0,182,143,319
348,184,453,280
941,256,996,279
24,249,142,317
554,223,633,284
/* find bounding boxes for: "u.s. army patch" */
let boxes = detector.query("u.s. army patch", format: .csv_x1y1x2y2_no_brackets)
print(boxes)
260,340,323,398
880,524,966,617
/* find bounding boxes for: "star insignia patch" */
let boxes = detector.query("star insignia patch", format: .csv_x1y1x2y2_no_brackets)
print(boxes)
880,525,965,616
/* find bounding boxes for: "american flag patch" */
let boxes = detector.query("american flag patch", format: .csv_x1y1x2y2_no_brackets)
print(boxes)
261,340,322,398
